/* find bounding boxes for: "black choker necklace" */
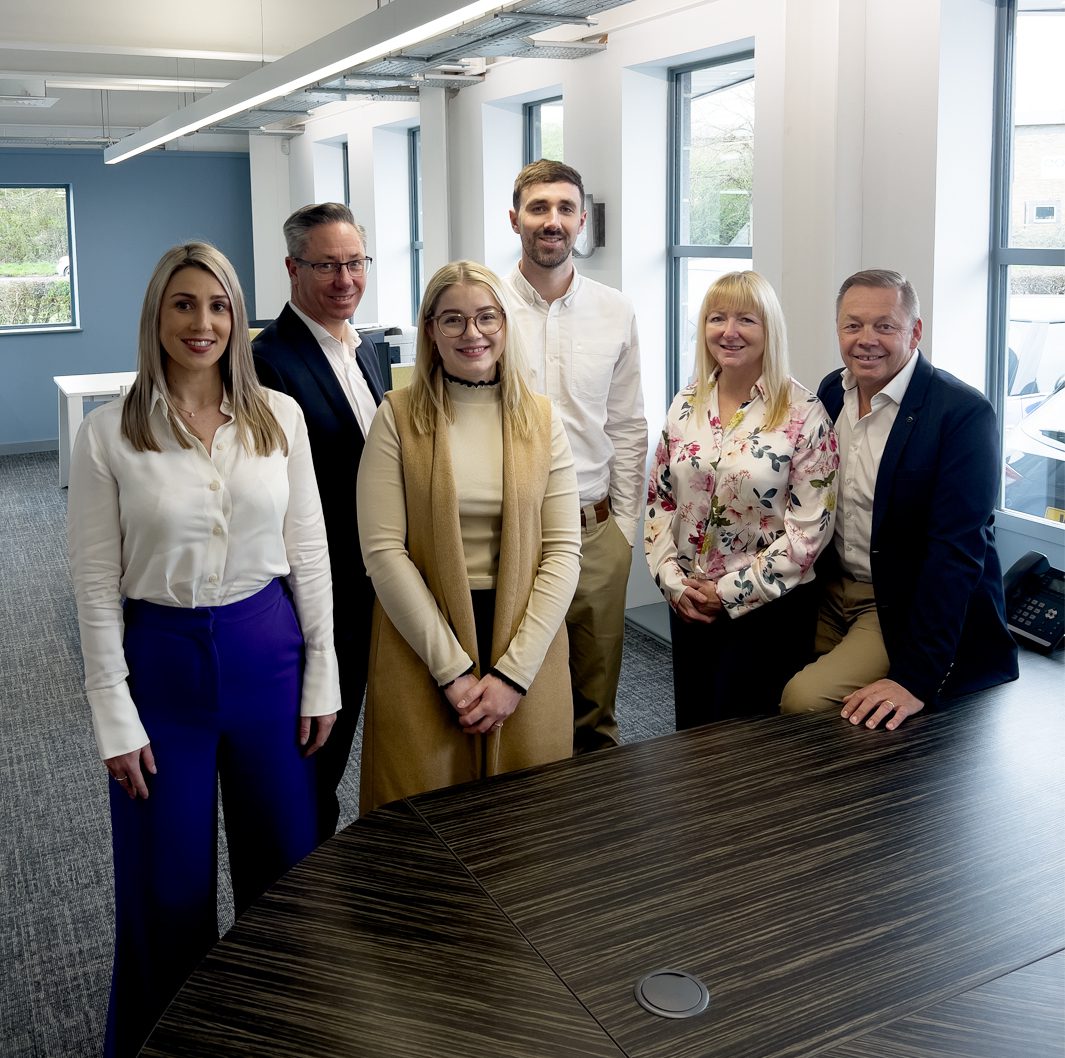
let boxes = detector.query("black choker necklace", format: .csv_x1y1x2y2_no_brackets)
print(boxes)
443,370,500,388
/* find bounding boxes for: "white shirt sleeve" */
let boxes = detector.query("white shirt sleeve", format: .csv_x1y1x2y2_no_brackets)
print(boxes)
67,413,149,759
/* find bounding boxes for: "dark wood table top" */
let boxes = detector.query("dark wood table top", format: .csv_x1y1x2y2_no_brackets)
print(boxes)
144,673,1065,1058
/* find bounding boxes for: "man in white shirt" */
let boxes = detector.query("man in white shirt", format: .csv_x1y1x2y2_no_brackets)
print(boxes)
780,269,1017,730
504,160,647,752
254,203,387,836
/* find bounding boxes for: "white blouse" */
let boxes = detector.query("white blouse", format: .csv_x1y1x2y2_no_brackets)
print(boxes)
68,388,340,760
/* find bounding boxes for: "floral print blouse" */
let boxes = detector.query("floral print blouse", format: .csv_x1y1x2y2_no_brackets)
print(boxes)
645,373,839,619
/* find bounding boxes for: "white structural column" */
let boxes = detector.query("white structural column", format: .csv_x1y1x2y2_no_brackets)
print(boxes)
249,135,293,321
419,86,452,278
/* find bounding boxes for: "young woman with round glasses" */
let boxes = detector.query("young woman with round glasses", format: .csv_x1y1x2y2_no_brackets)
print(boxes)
355,260,581,811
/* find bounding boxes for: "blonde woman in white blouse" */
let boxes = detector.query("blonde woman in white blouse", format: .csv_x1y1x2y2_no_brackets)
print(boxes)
67,243,340,1058
645,271,839,729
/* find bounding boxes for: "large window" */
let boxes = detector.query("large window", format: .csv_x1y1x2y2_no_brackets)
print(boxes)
667,55,754,395
408,127,424,320
523,97,564,164
992,0,1065,525
0,185,77,333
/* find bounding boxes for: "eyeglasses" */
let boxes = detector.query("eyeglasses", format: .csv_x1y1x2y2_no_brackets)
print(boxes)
295,257,373,279
430,308,506,337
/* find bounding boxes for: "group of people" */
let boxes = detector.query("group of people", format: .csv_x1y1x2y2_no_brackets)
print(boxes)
66,158,1019,1057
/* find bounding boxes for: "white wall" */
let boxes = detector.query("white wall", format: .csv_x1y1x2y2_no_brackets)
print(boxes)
247,0,1027,607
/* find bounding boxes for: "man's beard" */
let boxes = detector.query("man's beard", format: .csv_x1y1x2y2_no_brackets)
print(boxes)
523,229,573,269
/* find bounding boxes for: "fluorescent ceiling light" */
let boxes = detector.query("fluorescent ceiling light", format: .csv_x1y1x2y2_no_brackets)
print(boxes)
104,0,505,164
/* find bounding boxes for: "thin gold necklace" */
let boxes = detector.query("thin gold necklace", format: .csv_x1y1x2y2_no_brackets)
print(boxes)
172,396,220,419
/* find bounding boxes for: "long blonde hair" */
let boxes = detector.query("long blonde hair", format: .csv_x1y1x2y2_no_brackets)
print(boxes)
408,260,537,437
692,270,792,430
121,242,287,455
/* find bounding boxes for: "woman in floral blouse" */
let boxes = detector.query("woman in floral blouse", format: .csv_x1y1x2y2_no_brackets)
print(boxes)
645,271,839,728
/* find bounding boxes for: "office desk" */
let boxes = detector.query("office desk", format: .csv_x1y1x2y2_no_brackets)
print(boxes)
144,687,1065,1058
54,371,136,486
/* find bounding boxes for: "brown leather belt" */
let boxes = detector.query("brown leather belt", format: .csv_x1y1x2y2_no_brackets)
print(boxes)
580,497,611,529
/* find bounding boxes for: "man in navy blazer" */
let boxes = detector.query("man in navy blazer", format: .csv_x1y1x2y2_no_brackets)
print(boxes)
253,202,386,838
781,269,1017,729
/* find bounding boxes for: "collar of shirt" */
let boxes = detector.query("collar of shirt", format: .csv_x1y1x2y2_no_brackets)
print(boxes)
150,386,233,421
708,368,768,404
288,300,363,355
841,349,921,410
507,263,580,308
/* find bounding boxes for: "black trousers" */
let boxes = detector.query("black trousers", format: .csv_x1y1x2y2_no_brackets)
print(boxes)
669,581,818,731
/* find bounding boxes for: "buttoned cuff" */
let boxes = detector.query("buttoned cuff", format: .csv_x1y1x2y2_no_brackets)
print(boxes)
300,645,342,716
613,514,638,545
87,684,150,761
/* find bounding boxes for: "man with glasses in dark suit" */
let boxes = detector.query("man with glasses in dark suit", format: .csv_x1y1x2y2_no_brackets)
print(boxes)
254,202,386,838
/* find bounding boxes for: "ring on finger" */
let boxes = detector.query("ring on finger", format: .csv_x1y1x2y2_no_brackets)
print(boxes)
883,700,896,710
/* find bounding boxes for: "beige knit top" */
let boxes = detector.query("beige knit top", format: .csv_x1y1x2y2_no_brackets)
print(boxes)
357,378,580,689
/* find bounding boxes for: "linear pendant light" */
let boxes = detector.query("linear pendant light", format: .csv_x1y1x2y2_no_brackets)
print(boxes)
104,0,505,164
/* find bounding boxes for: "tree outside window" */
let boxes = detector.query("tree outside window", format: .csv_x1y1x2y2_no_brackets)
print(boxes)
0,185,77,332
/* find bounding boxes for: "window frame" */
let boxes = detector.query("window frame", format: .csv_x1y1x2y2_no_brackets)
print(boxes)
987,0,1065,526
0,183,79,335
666,52,755,400
523,95,563,165
408,126,424,322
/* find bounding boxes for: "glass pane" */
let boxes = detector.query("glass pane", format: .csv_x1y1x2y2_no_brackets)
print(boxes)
675,256,753,391
678,64,754,248
1008,4,1065,249
539,100,564,161
1002,265,1065,520
0,185,74,331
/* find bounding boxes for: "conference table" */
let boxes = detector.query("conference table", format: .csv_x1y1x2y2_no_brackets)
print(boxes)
143,673,1064,1057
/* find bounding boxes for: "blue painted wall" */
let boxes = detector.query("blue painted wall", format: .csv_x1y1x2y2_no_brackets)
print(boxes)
0,148,254,449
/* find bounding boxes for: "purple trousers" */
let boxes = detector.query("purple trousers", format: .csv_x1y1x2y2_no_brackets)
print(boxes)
104,579,318,1058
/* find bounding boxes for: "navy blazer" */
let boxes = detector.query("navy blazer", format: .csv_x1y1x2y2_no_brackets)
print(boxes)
818,353,1018,704
253,304,386,643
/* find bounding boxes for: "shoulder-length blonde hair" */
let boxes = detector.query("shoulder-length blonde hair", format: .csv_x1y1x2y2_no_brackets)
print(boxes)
121,242,287,455
407,260,536,437
693,270,792,429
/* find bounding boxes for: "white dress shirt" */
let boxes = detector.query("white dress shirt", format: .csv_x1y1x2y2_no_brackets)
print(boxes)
68,388,340,760
503,265,647,544
288,301,378,437
833,352,921,580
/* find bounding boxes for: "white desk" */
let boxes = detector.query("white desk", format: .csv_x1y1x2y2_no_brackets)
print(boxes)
54,372,136,487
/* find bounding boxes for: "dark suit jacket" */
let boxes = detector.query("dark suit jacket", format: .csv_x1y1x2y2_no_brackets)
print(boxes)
253,304,387,651
818,353,1018,704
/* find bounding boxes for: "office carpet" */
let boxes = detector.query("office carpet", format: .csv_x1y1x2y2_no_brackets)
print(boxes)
0,451,675,1058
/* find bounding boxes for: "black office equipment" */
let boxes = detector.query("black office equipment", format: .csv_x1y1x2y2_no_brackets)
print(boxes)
1004,550,1065,652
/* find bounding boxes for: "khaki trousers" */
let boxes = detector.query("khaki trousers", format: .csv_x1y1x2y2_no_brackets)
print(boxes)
568,511,631,752
779,574,890,713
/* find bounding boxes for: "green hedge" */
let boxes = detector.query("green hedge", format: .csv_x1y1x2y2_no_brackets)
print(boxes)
0,279,72,328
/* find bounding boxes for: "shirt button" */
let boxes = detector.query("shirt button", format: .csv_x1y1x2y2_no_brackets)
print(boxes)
216,442,224,451
208,574,219,584
212,526,223,536
209,481,220,491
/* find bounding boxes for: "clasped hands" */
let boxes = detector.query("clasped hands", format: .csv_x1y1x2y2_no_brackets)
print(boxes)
676,576,724,624
444,672,521,735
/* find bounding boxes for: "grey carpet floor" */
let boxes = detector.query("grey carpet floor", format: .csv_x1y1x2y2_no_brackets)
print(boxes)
0,450,675,1058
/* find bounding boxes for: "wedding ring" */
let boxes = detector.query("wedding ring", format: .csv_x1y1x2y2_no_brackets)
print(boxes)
492,722,504,731
115,774,130,783
883,700,895,710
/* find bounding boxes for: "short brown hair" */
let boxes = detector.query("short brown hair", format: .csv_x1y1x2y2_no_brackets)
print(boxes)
283,202,367,258
512,159,585,212
836,269,920,324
